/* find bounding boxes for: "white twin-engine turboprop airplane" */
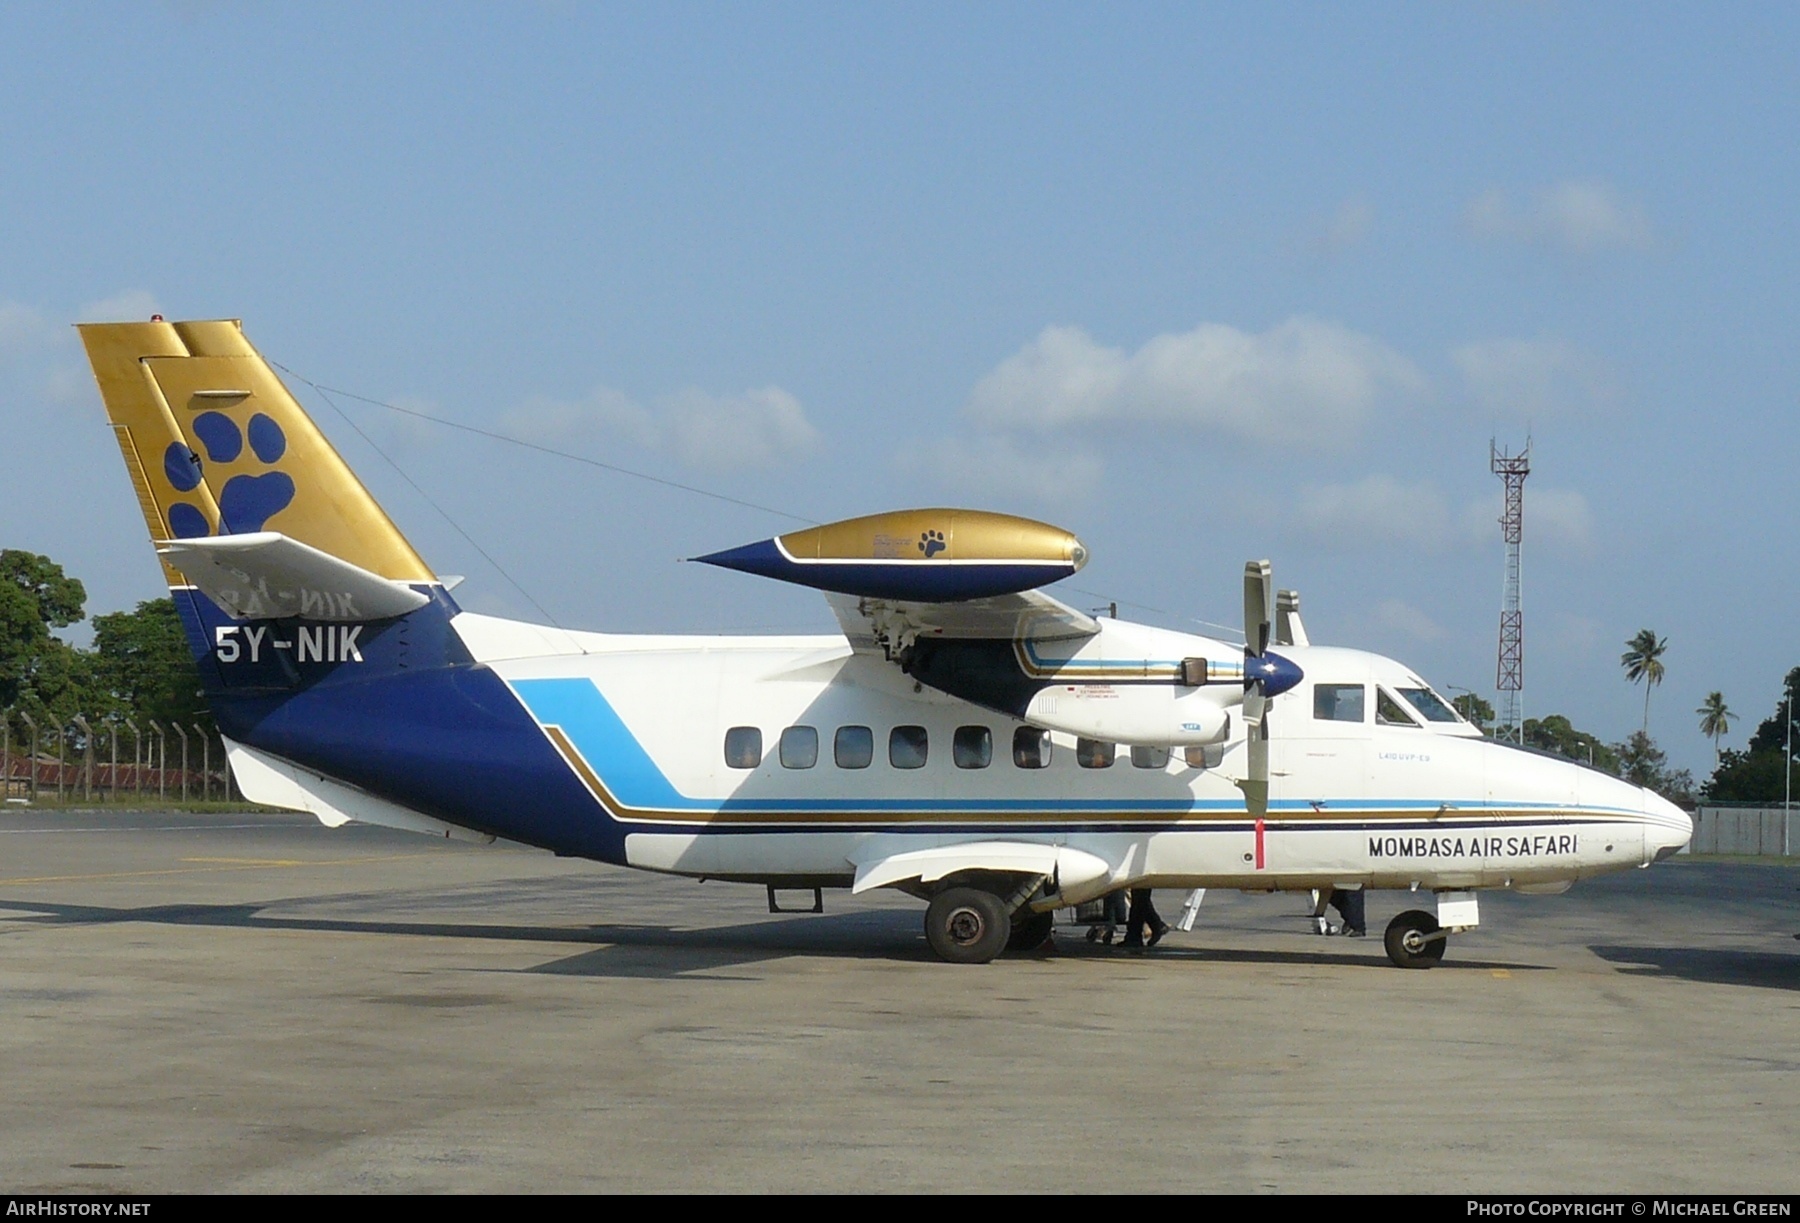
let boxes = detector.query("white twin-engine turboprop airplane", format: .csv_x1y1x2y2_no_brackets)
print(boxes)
79,319,1692,968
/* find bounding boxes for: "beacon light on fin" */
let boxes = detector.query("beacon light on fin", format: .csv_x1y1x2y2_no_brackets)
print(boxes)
693,508,1087,602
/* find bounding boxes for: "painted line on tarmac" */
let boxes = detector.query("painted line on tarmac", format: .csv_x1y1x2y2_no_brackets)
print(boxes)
0,853,435,886
0,824,284,834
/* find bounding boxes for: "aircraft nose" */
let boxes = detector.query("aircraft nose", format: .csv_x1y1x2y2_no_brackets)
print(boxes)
1642,788,1692,862
1254,651,1304,698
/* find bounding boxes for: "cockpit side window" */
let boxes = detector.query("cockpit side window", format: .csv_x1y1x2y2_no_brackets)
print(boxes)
1376,688,1422,728
1313,683,1366,723
1396,686,1462,724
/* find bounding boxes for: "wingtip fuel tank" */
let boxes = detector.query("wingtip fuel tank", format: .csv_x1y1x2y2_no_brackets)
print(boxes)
694,508,1087,601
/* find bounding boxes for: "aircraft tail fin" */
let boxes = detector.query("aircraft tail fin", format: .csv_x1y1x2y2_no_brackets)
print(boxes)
77,319,435,589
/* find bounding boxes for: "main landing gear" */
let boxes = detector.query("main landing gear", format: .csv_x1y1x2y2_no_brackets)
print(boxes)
924,886,1011,964
923,886,1053,963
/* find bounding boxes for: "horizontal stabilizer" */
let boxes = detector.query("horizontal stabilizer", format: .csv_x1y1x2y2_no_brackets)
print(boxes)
159,531,431,621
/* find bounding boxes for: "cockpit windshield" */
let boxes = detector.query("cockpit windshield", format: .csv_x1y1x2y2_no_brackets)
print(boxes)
1395,685,1462,724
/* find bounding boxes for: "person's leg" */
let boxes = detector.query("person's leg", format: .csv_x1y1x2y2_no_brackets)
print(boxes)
1144,891,1169,946
1122,888,1149,947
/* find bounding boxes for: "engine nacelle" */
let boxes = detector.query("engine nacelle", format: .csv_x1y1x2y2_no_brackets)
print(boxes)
1022,685,1232,747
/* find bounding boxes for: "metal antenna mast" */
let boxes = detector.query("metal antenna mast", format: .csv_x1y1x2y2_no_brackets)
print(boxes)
1491,439,1531,742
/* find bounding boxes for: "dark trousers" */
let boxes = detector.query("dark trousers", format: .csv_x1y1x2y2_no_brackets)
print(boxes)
1327,887,1365,933
1123,888,1164,945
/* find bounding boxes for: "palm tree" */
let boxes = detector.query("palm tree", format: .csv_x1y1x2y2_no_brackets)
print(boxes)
1621,629,1667,735
1695,691,1736,761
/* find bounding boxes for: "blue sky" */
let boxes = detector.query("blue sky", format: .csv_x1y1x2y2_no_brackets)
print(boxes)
3,4,1796,777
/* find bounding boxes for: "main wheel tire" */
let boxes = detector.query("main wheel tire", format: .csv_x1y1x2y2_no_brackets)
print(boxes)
1384,908,1446,969
1005,909,1055,953
925,886,1010,964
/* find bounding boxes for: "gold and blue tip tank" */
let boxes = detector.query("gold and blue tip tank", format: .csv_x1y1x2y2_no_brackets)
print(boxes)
693,508,1088,601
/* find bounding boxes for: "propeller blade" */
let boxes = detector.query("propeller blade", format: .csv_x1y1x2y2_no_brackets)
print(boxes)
1238,688,1271,818
1243,560,1273,658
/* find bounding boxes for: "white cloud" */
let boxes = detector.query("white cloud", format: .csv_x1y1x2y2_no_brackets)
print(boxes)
928,433,1104,506
1292,476,1457,549
1459,486,1596,554
504,383,818,472
1376,598,1447,642
967,317,1426,447
76,289,161,322
1465,181,1655,254
1294,476,1594,556
0,300,57,358
1302,196,1375,259
1452,336,1620,419
43,365,94,407
1528,488,1596,552
3,290,162,369
661,386,818,470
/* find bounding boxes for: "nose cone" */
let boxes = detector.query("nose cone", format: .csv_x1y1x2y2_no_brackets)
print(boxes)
1642,788,1693,862
1251,650,1304,698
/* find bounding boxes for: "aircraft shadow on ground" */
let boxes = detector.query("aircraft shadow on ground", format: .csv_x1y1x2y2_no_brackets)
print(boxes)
0,894,1545,978
1590,943,1800,992
0,895,925,978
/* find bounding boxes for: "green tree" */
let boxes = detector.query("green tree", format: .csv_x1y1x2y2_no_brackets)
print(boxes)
1700,748,1791,803
1621,629,1668,734
1523,714,1621,775
1743,667,1800,754
1695,691,1736,762
0,550,92,728
1699,667,1799,803
1451,692,1494,732
1616,730,1694,805
88,598,207,726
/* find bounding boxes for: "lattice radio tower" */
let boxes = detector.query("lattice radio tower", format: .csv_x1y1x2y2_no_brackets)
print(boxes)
1491,439,1531,742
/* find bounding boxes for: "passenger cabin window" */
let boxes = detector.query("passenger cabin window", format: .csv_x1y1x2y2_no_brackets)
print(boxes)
890,725,929,769
1013,727,1052,769
834,725,873,769
724,726,762,769
1131,745,1170,769
1396,686,1461,724
1314,683,1366,723
954,726,992,769
1376,688,1422,728
1077,738,1115,769
779,725,818,769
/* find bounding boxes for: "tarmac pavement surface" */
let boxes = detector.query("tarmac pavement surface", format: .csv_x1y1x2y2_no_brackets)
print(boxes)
1,808,1796,1193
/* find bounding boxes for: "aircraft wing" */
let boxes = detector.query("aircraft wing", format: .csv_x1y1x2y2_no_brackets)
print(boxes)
825,588,1100,654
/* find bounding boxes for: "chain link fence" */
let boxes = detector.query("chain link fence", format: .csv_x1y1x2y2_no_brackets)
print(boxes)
1,711,234,805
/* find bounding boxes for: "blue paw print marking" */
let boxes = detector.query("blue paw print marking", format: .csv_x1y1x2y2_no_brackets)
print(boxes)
918,529,946,558
162,411,294,537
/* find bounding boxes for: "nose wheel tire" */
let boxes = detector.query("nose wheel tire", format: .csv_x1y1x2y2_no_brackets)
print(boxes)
1384,909,1446,969
925,886,1010,964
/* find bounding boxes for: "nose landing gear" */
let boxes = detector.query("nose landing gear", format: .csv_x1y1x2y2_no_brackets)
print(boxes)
1384,909,1447,969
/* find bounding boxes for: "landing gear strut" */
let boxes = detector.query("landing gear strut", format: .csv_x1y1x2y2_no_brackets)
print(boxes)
1004,908,1055,953
1384,909,1447,969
